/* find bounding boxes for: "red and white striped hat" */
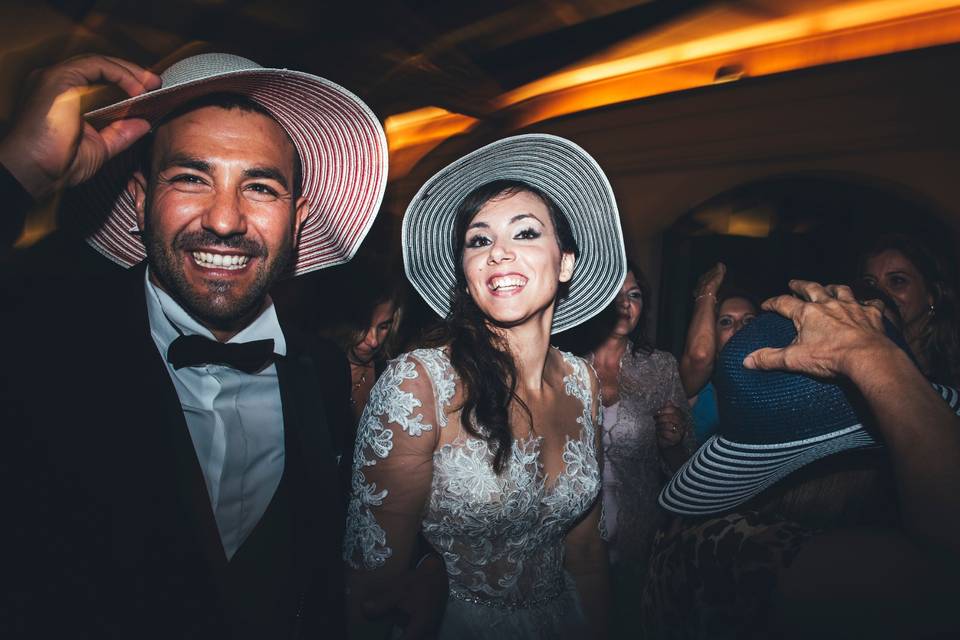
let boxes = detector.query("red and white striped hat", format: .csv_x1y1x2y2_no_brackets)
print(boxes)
74,52,388,276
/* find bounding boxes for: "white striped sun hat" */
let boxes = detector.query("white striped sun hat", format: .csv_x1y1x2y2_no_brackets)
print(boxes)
73,52,388,276
401,134,626,334
660,312,960,516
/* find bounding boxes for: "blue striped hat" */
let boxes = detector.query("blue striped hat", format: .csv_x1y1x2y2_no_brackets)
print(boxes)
660,312,960,516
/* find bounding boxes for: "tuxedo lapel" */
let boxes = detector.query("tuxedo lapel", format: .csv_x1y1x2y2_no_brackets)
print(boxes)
274,337,346,636
114,267,227,571
150,355,230,571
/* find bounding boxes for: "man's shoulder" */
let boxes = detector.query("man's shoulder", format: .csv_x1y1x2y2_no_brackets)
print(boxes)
11,258,143,313
7,263,148,362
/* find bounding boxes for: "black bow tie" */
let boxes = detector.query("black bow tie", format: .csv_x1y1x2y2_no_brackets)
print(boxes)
167,334,276,373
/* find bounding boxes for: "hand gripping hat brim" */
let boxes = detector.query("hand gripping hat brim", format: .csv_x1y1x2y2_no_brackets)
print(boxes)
74,53,388,275
659,313,960,516
401,134,626,334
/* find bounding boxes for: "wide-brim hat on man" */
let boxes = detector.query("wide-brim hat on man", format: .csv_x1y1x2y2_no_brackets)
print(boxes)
73,52,388,275
659,312,960,516
402,133,626,334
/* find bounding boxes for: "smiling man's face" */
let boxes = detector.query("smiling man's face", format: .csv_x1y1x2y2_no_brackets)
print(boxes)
131,103,307,338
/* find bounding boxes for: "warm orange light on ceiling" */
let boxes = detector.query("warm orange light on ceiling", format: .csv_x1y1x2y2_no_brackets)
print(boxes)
498,0,960,107
384,106,479,180
386,0,960,177
385,106,479,152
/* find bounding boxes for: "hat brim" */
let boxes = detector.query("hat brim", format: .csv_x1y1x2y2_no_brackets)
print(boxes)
75,67,387,276
401,134,626,334
661,382,960,516
659,426,878,516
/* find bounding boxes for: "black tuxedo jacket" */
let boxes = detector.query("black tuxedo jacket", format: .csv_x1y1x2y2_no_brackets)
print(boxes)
3,263,351,639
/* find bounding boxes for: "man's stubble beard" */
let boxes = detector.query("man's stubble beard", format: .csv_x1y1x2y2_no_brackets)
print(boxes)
142,200,295,332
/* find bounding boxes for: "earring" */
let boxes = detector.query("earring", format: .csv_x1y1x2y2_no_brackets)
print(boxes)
929,304,936,317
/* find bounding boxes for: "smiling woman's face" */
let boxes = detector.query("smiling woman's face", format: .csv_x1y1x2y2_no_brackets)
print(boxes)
460,190,575,329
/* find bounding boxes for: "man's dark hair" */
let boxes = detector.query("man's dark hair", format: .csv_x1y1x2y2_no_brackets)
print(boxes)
138,92,303,201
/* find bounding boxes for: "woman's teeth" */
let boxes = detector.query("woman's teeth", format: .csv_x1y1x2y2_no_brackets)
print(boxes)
192,251,250,270
490,275,527,291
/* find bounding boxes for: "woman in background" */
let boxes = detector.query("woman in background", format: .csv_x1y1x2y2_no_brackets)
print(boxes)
586,260,693,638
861,233,960,386
679,262,759,442
341,285,403,421
312,262,405,420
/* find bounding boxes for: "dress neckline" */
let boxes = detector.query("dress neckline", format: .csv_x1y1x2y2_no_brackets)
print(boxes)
434,349,595,494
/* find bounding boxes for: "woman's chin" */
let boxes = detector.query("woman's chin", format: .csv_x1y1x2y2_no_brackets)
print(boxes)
349,347,376,365
612,320,636,336
485,310,553,333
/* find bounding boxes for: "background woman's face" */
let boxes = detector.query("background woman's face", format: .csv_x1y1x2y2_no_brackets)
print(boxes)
351,299,397,364
716,296,757,352
862,249,934,330
612,270,643,337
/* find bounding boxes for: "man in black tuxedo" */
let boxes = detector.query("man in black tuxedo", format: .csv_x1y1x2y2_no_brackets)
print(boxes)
0,53,434,639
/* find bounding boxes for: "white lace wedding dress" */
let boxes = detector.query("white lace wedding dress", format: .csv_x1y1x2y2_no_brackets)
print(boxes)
344,347,602,639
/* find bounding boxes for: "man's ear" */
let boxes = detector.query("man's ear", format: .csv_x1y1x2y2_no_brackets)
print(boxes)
559,251,576,283
293,195,309,238
129,170,148,232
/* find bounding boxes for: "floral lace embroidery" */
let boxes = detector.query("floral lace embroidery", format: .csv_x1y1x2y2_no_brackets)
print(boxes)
344,347,602,608
409,348,456,428
344,352,437,569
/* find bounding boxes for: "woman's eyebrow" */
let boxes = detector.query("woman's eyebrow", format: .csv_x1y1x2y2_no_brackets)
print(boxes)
510,213,543,225
467,213,544,231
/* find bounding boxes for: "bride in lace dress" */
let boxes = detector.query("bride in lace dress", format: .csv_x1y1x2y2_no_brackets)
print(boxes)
344,135,626,639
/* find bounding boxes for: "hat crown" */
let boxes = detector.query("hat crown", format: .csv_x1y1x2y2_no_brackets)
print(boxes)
161,53,262,88
714,313,861,444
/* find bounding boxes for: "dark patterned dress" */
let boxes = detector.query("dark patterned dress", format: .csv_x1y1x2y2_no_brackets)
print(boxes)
641,510,817,640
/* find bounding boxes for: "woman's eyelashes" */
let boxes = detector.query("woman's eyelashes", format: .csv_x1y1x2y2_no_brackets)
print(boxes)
888,275,908,289
465,226,542,248
466,233,491,248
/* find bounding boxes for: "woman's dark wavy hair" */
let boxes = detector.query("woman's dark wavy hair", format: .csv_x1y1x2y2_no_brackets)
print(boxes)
859,234,960,386
428,179,579,474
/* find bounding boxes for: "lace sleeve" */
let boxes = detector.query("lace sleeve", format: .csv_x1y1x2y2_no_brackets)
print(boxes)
343,352,445,573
